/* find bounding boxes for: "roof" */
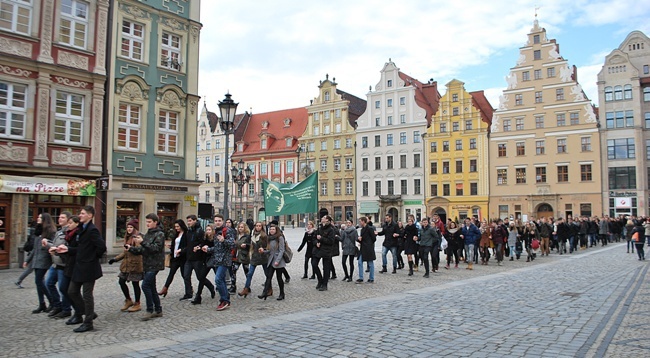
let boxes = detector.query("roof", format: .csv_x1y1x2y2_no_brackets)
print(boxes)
469,90,495,128
336,89,366,128
398,71,440,126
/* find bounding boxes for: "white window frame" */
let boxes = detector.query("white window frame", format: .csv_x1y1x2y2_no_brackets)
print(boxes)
121,19,144,61
54,91,84,145
0,81,27,139
345,157,353,170
161,32,182,71
117,102,141,150
346,181,353,195
158,110,178,154
59,0,89,49
0,0,32,35
334,158,341,171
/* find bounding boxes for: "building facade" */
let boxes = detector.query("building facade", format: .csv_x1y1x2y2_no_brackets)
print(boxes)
424,79,493,223
597,31,650,217
355,60,439,223
104,0,201,251
231,108,308,225
0,0,109,268
301,75,365,225
489,19,602,221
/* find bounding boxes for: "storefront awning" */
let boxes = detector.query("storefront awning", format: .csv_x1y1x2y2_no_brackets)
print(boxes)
359,201,379,213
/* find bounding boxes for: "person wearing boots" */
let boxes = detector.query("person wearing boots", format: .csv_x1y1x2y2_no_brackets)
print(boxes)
403,215,419,276
26,213,56,314
233,222,251,294
297,221,316,279
129,213,165,321
376,214,400,274
339,220,358,282
159,219,188,298
313,215,336,291
59,216,81,324
479,220,491,265
63,206,107,333
240,222,268,298
204,214,235,311
356,217,376,283
108,219,143,313
445,221,462,269
258,224,288,300
44,211,73,318
492,219,508,265
418,218,440,277
182,215,215,304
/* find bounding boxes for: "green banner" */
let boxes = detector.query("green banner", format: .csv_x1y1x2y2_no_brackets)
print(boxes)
263,172,318,216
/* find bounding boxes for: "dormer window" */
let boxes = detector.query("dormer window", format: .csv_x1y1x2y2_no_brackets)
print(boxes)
261,138,267,149
261,120,269,129
283,118,291,127
324,91,330,102
237,143,243,151
286,138,292,147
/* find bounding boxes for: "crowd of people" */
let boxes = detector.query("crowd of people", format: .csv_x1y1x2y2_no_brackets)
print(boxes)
16,207,648,333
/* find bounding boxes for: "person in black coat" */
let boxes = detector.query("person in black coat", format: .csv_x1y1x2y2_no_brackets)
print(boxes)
159,219,188,297
62,206,106,333
376,214,400,274
181,215,214,302
402,216,419,276
297,221,317,279
356,217,376,283
313,215,336,291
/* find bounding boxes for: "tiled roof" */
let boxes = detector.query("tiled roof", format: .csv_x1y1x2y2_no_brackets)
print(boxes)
336,89,367,128
469,90,495,128
398,71,441,126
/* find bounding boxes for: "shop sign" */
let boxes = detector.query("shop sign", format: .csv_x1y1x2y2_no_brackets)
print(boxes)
614,197,632,209
123,183,188,192
0,175,96,196
403,200,422,206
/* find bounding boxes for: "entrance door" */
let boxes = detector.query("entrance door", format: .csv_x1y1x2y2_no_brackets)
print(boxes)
537,203,554,220
388,207,399,222
0,203,10,269
433,207,447,223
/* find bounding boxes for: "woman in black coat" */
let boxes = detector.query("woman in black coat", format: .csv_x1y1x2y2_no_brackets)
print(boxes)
445,221,462,269
313,216,336,291
159,219,187,297
356,217,376,283
297,221,317,279
402,216,419,276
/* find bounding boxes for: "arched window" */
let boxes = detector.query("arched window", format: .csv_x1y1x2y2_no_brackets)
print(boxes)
604,86,613,102
624,84,632,100
614,85,623,100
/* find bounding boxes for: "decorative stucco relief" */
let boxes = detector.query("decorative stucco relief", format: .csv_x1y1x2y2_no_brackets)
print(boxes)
584,104,597,123
38,0,54,61
191,25,200,43
35,88,50,159
53,76,90,89
571,84,585,101
548,44,561,60
559,64,573,82
505,72,517,89
122,4,150,19
0,38,32,58
120,82,146,100
91,98,103,164
58,52,89,70
52,148,86,166
0,65,32,78
0,142,28,162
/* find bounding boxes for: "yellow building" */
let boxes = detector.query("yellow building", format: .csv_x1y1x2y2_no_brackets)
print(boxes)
425,79,493,222
301,75,366,224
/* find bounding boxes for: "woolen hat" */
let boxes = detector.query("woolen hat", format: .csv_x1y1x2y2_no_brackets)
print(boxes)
127,219,139,231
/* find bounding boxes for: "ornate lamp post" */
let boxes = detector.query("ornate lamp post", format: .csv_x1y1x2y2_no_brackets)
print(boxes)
218,93,238,219
231,159,252,221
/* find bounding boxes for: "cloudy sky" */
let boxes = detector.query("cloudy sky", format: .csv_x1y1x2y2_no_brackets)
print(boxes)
198,0,650,115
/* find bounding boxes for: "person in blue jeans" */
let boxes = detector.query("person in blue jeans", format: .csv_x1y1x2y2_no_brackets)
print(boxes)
240,222,268,297
44,211,73,318
356,217,376,283
204,214,235,311
128,213,165,321
376,214,400,274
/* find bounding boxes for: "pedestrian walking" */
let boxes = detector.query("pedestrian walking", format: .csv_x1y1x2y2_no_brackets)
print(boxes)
108,219,143,313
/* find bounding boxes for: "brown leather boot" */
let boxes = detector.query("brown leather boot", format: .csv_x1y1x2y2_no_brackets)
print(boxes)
127,301,141,312
267,288,273,296
237,287,250,298
158,286,168,297
120,299,134,311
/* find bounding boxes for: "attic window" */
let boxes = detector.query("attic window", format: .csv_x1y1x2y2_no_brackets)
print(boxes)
286,138,292,147
262,120,269,129
387,79,392,87
237,143,243,151
283,118,291,127
324,91,330,102
261,138,267,149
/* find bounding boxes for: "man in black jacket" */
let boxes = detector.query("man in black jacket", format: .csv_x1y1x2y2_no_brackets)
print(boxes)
129,213,165,321
376,214,399,274
182,215,215,303
64,205,106,333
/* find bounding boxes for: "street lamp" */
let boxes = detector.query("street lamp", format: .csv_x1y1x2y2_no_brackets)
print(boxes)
213,188,222,215
218,93,238,220
296,145,312,181
231,159,252,222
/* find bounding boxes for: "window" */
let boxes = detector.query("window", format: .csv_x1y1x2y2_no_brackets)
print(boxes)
533,34,540,44
334,158,341,171
374,100,380,109
334,182,341,195
324,125,330,134
534,50,541,60
547,67,555,77
248,182,255,196
0,81,27,138
453,107,459,116
400,114,406,123
556,113,566,126
387,134,393,146
334,139,341,149
414,154,421,168
260,162,267,174
469,138,476,149
335,110,341,120
430,142,437,152
469,159,477,172
414,179,421,195
387,180,394,195
361,136,368,148
205,157,210,166
557,165,568,182
345,157,353,170
556,88,564,100
609,167,636,189
387,156,393,169
430,184,438,196
387,99,393,107
400,132,407,144
624,85,632,100
214,155,220,166
455,139,462,150
607,138,635,159
321,159,328,172
470,183,478,195
261,138,267,149
515,94,523,106
614,86,623,100
516,142,525,156
346,181,353,195
387,80,392,87
452,93,458,102
0,0,31,34
516,118,524,130
516,168,526,184
625,110,634,127
581,137,591,152
374,135,380,147
570,112,579,125
455,160,463,173
522,71,530,81
534,69,542,80
605,87,613,102
345,138,352,148
645,65,649,75
535,116,544,128
452,121,459,131
273,161,281,174
313,126,320,135
374,157,381,170
581,164,592,181
456,183,463,196
324,91,330,101
430,162,437,174
160,32,182,70
401,179,408,195
375,117,380,126
205,174,210,184
498,143,506,157
206,141,211,150
158,110,178,154
321,182,327,196
374,181,381,196
362,182,368,196
400,97,405,105
645,87,650,101
535,91,543,103
362,158,368,171
503,119,511,131
497,169,507,185
443,141,449,151
313,112,319,121
557,139,567,153
536,167,546,183
443,184,450,196
121,20,144,61
387,116,393,125
414,131,421,143
59,0,88,49
54,92,83,144
465,120,473,130
647,140,650,160
440,122,447,132
442,161,450,174
536,140,545,155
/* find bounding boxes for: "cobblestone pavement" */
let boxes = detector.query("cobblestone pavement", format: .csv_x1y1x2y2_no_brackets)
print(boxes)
1,229,648,357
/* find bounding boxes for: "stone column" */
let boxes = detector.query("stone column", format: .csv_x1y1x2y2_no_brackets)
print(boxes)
33,73,51,165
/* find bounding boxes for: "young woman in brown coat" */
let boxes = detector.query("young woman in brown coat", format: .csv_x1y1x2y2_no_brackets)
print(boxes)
108,219,144,312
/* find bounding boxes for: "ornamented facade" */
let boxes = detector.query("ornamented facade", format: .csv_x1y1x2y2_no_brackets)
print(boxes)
489,19,602,221
424,79,493,222
105,0,202,251
0,0,109,268
597,31,650,217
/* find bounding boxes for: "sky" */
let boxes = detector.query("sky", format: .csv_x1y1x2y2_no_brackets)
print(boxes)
197,0,650,116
